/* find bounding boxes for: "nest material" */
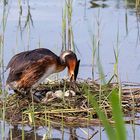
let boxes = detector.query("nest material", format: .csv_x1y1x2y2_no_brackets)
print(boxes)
1,79,140,127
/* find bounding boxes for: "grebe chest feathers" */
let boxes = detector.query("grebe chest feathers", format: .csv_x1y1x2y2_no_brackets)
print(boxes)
6,48,80,94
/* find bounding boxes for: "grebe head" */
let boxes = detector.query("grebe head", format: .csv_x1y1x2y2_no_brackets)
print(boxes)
60,50,80,81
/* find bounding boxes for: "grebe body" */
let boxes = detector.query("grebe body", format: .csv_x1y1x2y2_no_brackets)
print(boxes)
6,48,80,95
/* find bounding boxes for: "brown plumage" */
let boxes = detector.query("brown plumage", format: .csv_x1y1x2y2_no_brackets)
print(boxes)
6,48,80,93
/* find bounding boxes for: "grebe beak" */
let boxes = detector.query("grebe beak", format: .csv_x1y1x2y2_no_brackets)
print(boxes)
69,60,80,81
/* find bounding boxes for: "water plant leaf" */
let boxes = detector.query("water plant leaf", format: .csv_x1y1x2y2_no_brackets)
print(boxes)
28,112,33,123
109,88,126,140
87,91,116,140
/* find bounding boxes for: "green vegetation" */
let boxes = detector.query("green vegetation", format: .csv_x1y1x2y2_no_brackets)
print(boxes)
0,79,139,139
62,0,75,51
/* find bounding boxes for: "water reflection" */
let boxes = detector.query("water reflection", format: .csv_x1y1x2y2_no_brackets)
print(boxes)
5,124,140,140
90,0,108,8
89,0,140,10
6,126,80,140
7,126,42,140
69,128,78,140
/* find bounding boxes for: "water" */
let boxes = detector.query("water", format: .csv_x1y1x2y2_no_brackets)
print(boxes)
3,0,140,82
1,123,140,140
1,0,140,139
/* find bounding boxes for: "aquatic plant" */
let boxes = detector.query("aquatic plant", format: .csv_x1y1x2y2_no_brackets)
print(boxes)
61,0,76,52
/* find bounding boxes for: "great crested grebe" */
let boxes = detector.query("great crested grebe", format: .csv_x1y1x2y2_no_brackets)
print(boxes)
6,48,80,101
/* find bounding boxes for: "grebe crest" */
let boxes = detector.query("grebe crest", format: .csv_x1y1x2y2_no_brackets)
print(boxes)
60,50,77,64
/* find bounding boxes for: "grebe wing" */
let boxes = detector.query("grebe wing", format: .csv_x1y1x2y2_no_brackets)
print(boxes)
6,48,58,70
7,55,56,87
6,48,58,83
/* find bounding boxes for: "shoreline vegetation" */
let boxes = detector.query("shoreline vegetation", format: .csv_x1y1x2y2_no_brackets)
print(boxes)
1,78,139,128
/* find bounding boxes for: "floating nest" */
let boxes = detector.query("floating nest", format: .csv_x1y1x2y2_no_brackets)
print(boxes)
0,79,140,127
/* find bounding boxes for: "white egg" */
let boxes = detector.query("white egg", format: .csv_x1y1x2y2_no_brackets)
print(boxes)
54,90,64,98
46,91,54,97
65,90,76,97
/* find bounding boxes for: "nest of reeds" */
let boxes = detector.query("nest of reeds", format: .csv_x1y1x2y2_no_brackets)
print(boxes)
0,79,140,127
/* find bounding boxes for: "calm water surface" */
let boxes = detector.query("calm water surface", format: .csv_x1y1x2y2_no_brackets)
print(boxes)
1,0,140,139
3,0,140,82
